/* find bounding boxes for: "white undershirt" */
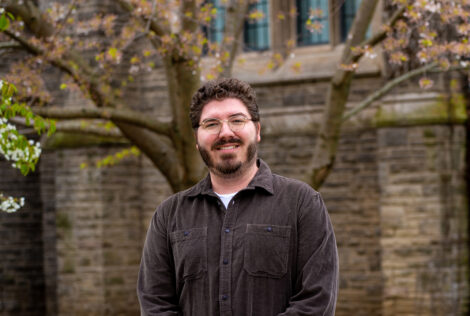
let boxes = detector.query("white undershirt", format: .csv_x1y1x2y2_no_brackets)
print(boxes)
215,192,238,209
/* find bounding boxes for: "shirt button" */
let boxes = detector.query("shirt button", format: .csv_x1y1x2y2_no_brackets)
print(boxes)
221,294,228,301
266,226,273,232
223,258,228,265
224,228,230,233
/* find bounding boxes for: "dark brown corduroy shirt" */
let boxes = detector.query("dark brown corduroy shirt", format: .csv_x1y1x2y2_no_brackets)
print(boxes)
137,159,338,316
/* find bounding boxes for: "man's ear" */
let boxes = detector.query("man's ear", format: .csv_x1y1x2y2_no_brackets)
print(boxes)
256,122,261,142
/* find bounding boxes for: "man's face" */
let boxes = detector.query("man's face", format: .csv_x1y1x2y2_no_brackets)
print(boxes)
196,98,261,177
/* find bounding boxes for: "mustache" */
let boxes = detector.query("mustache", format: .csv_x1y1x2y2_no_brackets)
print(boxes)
211,137,243,150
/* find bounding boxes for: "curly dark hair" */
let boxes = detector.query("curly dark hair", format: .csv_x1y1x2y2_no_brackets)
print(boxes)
189,78,260,129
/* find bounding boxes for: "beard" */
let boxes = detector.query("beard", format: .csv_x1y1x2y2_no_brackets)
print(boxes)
198,136,257,176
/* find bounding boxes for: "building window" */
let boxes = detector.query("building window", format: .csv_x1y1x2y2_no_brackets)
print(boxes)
340,0,361,42
296,0,329,46
243,0,270,51
205,0,226,44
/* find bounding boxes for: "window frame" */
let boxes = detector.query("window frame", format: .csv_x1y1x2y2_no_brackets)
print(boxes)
296,0,331,47
243,0,271,52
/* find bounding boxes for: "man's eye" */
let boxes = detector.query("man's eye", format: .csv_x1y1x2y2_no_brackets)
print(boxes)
230,118,246,125
204,121,220,129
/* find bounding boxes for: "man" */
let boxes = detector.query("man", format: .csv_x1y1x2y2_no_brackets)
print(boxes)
137,78,338,315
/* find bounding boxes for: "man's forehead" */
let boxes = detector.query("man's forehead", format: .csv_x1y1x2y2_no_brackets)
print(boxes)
200,98,249,119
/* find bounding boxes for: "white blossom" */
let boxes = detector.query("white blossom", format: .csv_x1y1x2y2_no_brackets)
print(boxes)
365,51,377,59
0,119,42,168
1,80,42,213
129,65,140,74
424,2,440,13
0,194,25,213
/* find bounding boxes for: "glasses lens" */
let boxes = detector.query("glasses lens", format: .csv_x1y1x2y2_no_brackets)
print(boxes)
228,116,247,132
202,120,221,134
200,116,249,134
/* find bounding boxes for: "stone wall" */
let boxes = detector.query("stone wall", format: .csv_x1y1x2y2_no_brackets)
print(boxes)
261,128,383,316
0,75,468,316
0,159,46,315
44,147,145,316
39,151,58,316
378,125,468,315
30,144,172,316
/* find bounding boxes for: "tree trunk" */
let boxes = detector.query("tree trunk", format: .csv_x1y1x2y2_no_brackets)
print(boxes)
310,0,379,189
114,122,185,192
164,58,206,190
220,0,251,78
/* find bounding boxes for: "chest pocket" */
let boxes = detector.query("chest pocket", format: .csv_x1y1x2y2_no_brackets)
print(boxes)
244,224,291,278
170,227,207,281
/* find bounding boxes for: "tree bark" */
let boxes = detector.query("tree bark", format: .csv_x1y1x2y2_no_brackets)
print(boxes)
115,122,185,192
31,106,172,136
310,0,379,189
164,58,206,190
220,0,251,78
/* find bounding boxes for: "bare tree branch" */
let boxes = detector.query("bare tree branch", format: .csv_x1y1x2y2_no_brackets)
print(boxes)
53,121,124,138
50,0,79,39
343,61,439,121
115,122,186,192
3,29,95,91
9,117,124,138
0,41,22,50
3,29,43,55
220,0,251,77
2,0,205,192
311,0,380,190
3,0,55,38
116,0,168,38
145,0,157,33
333,4,405,85
309,3,411,190
349,6,407,65
30,106,172,136
3,2,116,108
181,0,198,32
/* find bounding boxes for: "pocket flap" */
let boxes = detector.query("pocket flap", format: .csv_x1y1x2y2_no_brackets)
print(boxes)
244,224,291,278
246,224,291,238
170,227,207,243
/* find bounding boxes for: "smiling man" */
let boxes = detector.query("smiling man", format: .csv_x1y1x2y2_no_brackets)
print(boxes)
137,78,339,316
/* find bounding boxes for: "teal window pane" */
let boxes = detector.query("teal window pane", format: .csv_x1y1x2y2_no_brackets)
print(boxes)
243,0,270,51
340,0,370,42
205,0,226,43
297,0,329,46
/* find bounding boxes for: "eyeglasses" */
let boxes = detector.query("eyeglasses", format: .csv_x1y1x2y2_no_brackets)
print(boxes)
198,115,254,134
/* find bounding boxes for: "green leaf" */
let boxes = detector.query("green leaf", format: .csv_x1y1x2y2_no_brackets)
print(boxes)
0,14,10,31
107,47,118,59
47,120,56,136
20,164,29,176
130,146,140,156
2,83,16,99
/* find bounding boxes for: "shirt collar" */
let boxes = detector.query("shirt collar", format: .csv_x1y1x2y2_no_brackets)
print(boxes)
186,158,274,197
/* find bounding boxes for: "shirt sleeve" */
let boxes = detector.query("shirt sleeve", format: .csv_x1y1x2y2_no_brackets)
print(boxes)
278,189,339,316
137,204,180,316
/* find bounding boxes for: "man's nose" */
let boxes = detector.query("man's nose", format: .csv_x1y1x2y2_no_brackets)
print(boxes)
218,121,235,137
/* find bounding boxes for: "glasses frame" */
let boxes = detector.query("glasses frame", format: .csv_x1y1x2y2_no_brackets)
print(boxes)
198,115,254,135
